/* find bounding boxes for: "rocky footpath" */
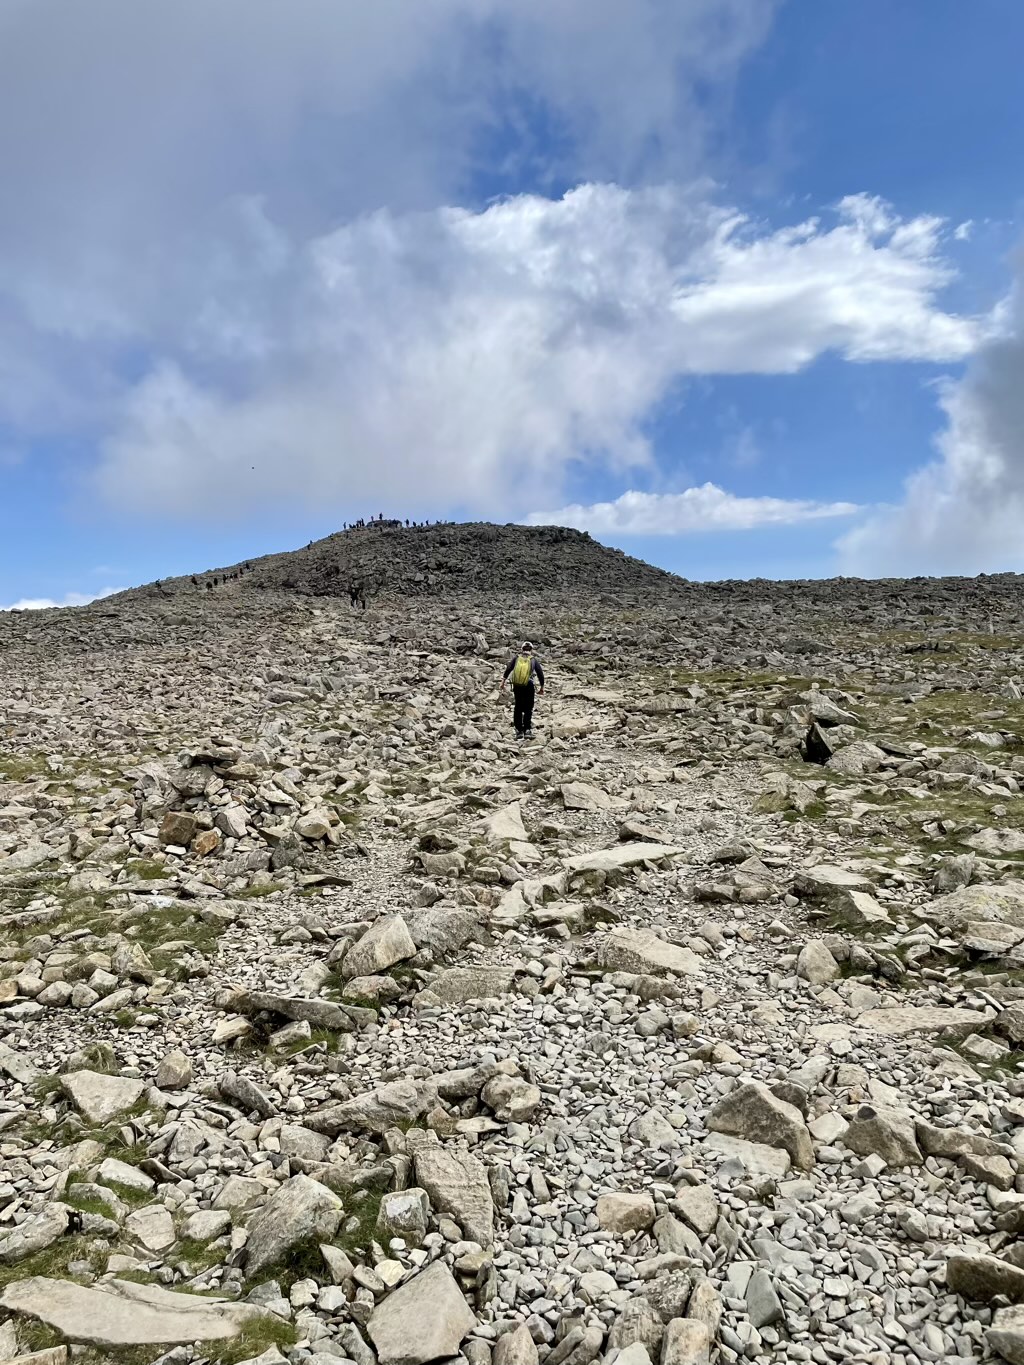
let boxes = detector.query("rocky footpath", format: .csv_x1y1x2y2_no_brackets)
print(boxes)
3,532,1024,1365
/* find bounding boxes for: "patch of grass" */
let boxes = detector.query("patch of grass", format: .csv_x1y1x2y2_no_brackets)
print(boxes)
234,882,288,899
207,1316,298,1365
125,857,167,881
114,1009,138,1029
0,1235,105,1292
0,754,43,782
172,1236,230,1272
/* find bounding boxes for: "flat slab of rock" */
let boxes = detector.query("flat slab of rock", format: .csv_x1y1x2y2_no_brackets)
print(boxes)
922,881,1024,932
60,1071,146,1125
702,1132,791,1177
0,1041,41,1086
793,865,874,899
989,1304,1024,1364
367,1261,477,1365
0,1277,271,1347
565,843,684,874
412,1142,495,1246
478,802,529,842
419,965,519,1004
947,1252,1024,1304
561,782,614,811
856,1006,991,1037
597,928,703,978
307,1078,440,1135
240,991,364,1032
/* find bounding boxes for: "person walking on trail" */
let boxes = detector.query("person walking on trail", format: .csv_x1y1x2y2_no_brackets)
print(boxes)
500,641,545,741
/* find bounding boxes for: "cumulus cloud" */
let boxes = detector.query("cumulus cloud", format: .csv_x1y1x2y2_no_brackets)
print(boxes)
87,187,975,520
0,586,124,613
529,483,859,535
837,258,1024,577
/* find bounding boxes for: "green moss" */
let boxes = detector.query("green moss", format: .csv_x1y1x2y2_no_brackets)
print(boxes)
113,1009,138,1029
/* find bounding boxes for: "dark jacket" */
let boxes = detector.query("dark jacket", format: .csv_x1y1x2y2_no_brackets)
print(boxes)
503,654,544,687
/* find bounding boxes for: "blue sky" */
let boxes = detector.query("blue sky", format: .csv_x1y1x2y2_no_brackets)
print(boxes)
2,0,1024,607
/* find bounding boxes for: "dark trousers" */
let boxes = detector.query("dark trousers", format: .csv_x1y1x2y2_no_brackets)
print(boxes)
512,683,535,735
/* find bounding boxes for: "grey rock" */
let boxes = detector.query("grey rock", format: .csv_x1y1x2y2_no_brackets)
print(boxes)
307,1078,439,1135
0,1277,272,1347
412,1142,495,1246
366,1261,477,1365
60,1070,145,1125
844,1105,922,1166
341,914,417,980
707,1082,814,1169
244,1174,343,1277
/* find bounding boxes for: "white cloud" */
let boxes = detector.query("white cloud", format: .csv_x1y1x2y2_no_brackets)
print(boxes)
837,261,1024,577
528,483,859,535
88,186,976,520
0,586,124,612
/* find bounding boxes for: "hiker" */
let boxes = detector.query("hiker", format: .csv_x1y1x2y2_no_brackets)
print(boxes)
500,641,544,740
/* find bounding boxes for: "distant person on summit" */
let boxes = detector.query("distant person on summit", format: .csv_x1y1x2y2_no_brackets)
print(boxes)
500,642,545,741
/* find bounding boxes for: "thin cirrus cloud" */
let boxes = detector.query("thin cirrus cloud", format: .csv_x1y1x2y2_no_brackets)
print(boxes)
528,484,860,535
88,187,978,521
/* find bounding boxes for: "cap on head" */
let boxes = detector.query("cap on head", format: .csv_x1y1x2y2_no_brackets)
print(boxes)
521,641,533,652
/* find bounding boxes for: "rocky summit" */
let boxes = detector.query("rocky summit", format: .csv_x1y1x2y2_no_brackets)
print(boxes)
4,523,1024,1365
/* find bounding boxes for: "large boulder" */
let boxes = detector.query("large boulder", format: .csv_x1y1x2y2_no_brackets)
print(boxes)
707,1082,814,1170
922,881,1024,933
60,1071,146,1125
244,1174,343,1276
307,1078,439,1136
597,928,703,978
341,915,416,980
367,1262,477,1365
412,1141,495,1246
0,1278,273,1347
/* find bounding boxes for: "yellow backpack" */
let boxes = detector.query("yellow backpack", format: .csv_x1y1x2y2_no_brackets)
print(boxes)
511,654,533,686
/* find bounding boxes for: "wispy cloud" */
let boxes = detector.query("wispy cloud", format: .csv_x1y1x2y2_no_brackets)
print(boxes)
528,483,860,535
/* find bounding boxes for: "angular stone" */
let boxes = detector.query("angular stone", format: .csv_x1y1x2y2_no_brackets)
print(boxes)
0,1205,69,1264
745,1268,784,1328
924,881,1024,932
835,889,893,927
376,1188,430,1245
702,1132,791,1178
794,865,873,899
857,1005,990,1037
159,811,197,846
0,1277,271,1347
412,1142,495,1246
629,1109,678,1151
494,1324,540,1365
481,1074,542,1122
341,915,416,980
844,1104,922,1166
421,966,518,1004
182,1209,232,1241
565,843,684,875
596,1191,656,1234
989,1304,1024,1364
244,1174,343,1277
796,940,839,985
0,1041,42,1086
597,928,703,978
60,1070,145,1125
707,1082,814,1169
155,1049,192,1090
947,1252,1024,1304
125,1204,176,1252
561,782,613,812
479,802,529,841
671,1184,718,1237
308,1078,439,1136
367,1261,477,1365
662,1319,710,1365
241,990,360,1032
